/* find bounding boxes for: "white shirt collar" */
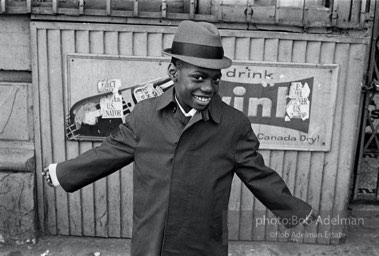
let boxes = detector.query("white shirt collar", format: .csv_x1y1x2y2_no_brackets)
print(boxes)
175,96,197,117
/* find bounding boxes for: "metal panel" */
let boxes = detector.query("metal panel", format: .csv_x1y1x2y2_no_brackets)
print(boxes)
0,16,31,71
0,83,30,141
31,22,369,244
0,82,34,173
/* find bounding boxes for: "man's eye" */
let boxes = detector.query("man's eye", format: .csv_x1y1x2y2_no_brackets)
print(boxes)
194,75,204,81
213,77,221,83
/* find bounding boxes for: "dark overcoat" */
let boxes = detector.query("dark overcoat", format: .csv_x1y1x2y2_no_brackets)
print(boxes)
57,87,311,256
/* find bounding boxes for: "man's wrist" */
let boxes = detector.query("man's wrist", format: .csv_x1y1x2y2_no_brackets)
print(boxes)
48,163,61,187
302,209,318,226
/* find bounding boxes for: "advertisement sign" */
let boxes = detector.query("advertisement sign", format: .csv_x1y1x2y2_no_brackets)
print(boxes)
66,55,338,151
65,55,171,140
220,61,339,151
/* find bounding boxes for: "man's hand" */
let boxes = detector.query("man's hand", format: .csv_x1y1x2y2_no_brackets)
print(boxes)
42,167,54,187
303,209,319,226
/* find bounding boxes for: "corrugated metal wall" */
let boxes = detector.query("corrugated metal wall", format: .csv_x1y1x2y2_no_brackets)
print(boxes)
31,22,369,244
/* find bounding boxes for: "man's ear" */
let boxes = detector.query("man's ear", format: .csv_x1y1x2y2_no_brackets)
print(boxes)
168,63,178,82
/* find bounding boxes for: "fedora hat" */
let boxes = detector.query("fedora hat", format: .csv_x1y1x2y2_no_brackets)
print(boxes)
163,20,232,69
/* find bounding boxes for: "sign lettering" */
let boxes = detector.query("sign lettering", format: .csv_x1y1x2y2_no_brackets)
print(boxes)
219,78,313,133
220,62,338,151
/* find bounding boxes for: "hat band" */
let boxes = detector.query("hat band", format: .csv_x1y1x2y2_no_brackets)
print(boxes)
171,41,224,59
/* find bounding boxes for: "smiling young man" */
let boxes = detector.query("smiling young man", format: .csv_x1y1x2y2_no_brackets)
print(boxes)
169,58,222,112
43,21,317,256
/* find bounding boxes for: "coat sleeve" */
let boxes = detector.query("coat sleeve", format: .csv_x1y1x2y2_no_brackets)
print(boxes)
234,118,312,228
56,106,140,193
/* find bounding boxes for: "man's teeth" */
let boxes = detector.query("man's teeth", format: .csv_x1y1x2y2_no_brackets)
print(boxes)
194,96,210,102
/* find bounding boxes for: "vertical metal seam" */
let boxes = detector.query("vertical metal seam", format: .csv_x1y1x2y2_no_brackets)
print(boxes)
101,30,109,237
79,0,84,15
134,0,139,16
102,31,105,56
119,168,123,237
106,0,111,16
315,157,326,243
247,36,254,241
331,0,339,27
232,35,243,241
297,39,310,219
359,0,367,28
44,28,59,235
246,0,253,24
26,0,32,13
262,36,273,241
190,0,195,19
73,29,85,236
330,43,352,236
30,22,45,234
61,29,72,235
302,0,308,28
304,41,321,233
290,39,305,238
102,30,109,237
316,41,336,243
218,0,223,21
52,0,58,14
87,30,98,237
264,151,274,241
58,28,72,236
117,31,121,55
1,0,6,13
146,32,149,56
161,0,167,18
265,37,280,240
132,32,135,56
275,0,280,24
145,31,148,56
115,30,123,238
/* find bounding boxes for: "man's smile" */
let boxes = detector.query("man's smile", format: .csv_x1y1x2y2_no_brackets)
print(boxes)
194,95,211,103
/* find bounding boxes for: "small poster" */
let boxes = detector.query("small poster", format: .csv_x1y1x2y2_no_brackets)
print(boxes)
134,83,164,102
100,93,123,119
285,81,311,121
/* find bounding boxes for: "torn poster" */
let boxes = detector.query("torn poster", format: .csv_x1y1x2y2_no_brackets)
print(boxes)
66,76,173,141
97,78,121,93
74,102,101,129
285,81,311,121
98,79,124,119
134,83,164,102
100,93,123,119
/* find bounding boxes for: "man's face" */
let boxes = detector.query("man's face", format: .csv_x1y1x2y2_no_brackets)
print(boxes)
171,62,222,112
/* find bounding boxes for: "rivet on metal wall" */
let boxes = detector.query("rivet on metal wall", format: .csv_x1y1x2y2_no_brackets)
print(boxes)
161,0,167,18
244,0,254,24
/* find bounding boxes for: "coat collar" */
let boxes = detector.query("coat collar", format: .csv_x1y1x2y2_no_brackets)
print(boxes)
156,87,221,124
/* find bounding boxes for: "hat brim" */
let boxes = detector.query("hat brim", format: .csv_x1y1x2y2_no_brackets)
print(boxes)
163,48,232,70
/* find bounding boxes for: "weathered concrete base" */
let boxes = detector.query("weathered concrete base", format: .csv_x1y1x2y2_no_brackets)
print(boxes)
0,171,36,245
0,205,377,255
0,228,378,256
